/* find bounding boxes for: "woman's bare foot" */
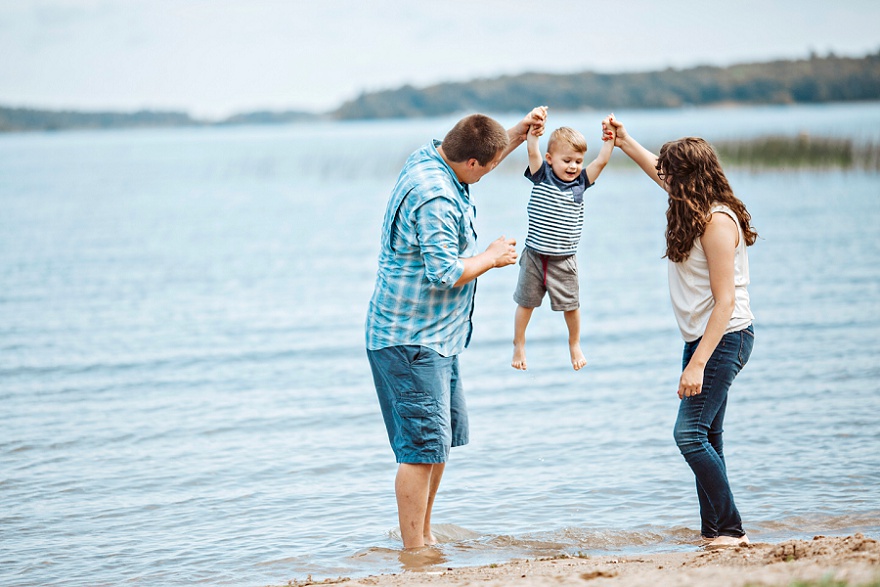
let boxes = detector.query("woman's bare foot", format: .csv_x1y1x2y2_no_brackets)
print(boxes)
424,531,437,546
570,343,587,370
512,343,527,370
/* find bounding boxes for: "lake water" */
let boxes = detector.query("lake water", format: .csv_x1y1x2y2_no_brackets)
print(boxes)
2,102,879,587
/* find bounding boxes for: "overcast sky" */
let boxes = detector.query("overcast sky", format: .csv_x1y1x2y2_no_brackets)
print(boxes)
1,0,878,119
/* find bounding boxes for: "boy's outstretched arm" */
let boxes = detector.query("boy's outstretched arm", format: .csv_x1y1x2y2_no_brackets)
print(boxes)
527,125,544,174
584,123,615,182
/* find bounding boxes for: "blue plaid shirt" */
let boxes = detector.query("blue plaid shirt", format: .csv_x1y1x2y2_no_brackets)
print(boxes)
365,140,478,357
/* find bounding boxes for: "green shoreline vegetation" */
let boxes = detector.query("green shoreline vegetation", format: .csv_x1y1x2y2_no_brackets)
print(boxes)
595,135,880,172
715,135,880,172
333,51,880,120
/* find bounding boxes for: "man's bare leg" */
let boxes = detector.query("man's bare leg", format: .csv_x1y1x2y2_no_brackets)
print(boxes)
512,305,534,370
422,463,445,545
564,309,587,370
395,463,445,549
396,463,431,548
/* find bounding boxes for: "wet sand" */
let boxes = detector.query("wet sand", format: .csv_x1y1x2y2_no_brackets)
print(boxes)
288,534,880,587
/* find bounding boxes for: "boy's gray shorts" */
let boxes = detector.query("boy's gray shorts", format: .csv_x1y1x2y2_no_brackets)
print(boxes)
513,247,580,311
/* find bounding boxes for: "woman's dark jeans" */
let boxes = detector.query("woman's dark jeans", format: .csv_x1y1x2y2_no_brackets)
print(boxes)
673,325,754,538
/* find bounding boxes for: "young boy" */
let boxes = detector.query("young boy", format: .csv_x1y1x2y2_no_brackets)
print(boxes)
512,112,615,371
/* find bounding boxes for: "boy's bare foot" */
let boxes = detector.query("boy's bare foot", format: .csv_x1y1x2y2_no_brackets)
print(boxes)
570,343,587,371
512,343,527,370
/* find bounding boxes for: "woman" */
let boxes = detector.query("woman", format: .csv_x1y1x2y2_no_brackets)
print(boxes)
606,116,757,547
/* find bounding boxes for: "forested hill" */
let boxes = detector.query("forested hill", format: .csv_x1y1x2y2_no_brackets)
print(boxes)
332,51,880,119
2,51,879,132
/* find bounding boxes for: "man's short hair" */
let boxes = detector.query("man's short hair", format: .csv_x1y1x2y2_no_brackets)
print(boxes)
547,127,587,154
441,114,509,165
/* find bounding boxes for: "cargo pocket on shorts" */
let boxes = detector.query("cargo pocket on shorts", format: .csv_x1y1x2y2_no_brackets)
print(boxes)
395,397,439,446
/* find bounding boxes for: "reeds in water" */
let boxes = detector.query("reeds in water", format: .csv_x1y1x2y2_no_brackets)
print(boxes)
715,134,880,171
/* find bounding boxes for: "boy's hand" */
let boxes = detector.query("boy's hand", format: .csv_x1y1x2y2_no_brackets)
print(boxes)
530,106,548,137
602,120,617,143
603,113,628,147
601,114,616,142
527,125,539,143
517,106,548,140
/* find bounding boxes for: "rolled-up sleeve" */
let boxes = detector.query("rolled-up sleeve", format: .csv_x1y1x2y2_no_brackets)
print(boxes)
414,195,464,289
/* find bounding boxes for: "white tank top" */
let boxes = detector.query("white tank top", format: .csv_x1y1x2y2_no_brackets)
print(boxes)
668,204,754,342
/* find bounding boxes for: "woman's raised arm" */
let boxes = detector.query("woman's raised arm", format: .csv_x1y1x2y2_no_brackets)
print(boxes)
604,115,665,189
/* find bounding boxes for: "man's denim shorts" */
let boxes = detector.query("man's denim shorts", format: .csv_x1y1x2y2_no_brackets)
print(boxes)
367,345,469,464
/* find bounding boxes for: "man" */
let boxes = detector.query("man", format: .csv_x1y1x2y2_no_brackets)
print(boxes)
366,108,547,550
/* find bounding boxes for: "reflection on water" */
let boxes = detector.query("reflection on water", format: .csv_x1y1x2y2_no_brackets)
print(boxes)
398,546,449,573
351,546,448,573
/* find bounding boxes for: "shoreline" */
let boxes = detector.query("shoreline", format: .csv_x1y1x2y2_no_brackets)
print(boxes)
288,534,880,587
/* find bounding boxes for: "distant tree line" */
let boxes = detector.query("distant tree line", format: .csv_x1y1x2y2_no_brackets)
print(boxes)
0,107,199,133
2,51,879,132
0,107,313,133
333,51,880,119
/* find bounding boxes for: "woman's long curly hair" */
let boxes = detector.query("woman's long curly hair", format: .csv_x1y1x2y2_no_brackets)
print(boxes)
657,137,758,263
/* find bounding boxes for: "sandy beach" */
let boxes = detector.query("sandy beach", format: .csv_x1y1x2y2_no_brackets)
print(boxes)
289,534,880,587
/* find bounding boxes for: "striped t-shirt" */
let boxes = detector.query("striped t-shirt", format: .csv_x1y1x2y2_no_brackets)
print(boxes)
523,161,593,255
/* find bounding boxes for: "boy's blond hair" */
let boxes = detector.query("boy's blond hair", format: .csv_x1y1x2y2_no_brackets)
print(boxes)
547,127,587,154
